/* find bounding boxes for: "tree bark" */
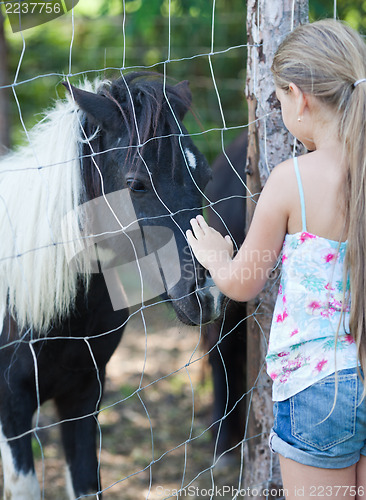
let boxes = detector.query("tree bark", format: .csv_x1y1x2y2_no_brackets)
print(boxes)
243,1,308,498
0,10,10,154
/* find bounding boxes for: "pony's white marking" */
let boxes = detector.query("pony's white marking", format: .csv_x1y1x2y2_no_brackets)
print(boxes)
184,148,196,169
0,80,111,334
196,276,222,323
209,284,221,315
0,424,40,499
66,465,102,499
65,466,76,500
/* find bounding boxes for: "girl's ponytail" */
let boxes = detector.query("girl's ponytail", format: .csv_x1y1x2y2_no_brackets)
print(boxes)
342,80,366,383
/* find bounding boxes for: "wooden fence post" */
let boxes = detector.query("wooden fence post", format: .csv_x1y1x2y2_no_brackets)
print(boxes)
244,1,308,498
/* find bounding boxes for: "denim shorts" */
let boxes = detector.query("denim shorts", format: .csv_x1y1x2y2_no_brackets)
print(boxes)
269,368,366,468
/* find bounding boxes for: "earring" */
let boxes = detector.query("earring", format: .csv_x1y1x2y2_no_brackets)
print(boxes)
297,116,302,122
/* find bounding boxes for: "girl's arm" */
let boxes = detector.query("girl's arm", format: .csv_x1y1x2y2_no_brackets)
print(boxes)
186,161,290,302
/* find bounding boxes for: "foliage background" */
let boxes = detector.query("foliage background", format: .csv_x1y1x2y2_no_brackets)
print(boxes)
1,0,365,163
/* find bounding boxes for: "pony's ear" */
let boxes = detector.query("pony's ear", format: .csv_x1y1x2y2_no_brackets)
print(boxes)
170,80,192,120
62,82,121,131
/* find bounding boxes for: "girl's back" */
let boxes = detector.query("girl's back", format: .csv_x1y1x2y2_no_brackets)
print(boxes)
286,150,347,242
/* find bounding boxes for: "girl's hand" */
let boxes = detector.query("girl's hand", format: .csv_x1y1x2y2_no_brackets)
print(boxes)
186,215,234,271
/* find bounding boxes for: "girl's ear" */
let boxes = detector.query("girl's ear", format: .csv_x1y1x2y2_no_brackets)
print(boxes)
289,82,308,119
288,82,304,102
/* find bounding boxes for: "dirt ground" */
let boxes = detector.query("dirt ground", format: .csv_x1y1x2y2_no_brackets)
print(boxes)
0,302,245,499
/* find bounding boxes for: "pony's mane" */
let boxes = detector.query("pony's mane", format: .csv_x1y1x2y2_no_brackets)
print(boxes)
0,79,102,334
106,71,190,146
101,72,191,175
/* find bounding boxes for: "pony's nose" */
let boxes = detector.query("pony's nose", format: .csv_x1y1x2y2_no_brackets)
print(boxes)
167,274,224,326
195,276,224,323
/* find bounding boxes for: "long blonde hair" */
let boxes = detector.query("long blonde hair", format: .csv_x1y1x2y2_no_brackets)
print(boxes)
271,19,366,382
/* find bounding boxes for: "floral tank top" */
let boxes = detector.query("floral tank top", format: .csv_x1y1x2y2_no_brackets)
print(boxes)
266,157,357,401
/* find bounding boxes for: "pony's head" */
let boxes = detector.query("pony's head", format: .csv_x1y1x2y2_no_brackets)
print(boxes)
64,72,223,325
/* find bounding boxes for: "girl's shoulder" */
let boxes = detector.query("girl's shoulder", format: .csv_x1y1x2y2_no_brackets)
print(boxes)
266,152,331,195
264,157,298,197
255,158,298,228
269,156,303,181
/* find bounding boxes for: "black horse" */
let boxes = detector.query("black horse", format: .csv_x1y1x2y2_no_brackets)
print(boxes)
204,131,248,459
0,72,223,499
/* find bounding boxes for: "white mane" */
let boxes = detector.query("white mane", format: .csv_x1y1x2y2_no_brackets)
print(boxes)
0,79,105,334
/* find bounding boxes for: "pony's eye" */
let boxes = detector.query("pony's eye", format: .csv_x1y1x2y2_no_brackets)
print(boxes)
126,178,147,193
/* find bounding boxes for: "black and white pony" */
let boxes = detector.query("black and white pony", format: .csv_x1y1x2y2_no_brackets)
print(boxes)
0,72,222,499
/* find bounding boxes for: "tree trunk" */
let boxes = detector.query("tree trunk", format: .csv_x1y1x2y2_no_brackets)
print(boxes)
0,10,10,154
243,1,308,498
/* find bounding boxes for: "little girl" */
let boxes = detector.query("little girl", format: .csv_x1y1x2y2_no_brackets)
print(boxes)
186,19,366,499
